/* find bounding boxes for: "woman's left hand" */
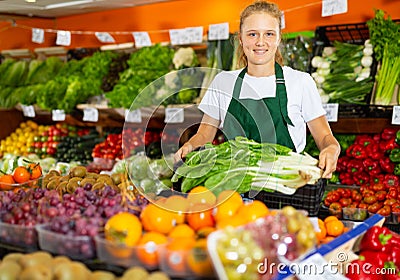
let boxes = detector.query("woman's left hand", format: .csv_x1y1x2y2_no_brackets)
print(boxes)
318,144,340,179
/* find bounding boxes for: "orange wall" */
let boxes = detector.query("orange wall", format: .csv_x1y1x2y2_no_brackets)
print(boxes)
0,0,399,51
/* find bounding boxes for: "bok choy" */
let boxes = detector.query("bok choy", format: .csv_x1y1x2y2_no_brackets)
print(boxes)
171,137,322,196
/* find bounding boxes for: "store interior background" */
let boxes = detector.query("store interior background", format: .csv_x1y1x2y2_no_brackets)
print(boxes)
0,0,399,51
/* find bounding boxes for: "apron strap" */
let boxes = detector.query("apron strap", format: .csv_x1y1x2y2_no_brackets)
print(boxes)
274,63,294,127
232,68,247,99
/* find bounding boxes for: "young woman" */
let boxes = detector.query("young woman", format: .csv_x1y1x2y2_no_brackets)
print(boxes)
174,1,340,179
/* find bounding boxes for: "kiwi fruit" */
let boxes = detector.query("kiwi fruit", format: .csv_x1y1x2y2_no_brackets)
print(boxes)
70,166,87,178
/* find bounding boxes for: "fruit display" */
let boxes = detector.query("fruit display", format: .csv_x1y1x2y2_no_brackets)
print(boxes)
315,216,349,245
0,251,170,280
210,206,317,280
0,120,46,157
0,161,42,191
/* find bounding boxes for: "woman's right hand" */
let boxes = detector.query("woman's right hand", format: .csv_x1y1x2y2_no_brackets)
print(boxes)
174,142,194,162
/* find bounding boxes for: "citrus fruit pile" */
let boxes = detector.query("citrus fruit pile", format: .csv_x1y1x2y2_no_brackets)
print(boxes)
0,162,42,191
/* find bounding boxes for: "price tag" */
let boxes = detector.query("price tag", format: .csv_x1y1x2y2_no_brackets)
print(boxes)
95,32,115,43
125,109,142,123
132,32,152,48
392,106,400,125
169,29,183,45
281,12,286,29
296,253,347,280
32,28,44,44
83,107,99,122
165,107,184,123
185,27,203,44
322,0,348,17
322,103,339,122
56,30,71,46
52,109,66,121
208,23,229,40
21,105,35,118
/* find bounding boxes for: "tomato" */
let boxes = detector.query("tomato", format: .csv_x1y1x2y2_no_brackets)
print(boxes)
186,239,214,277
376,205,391,217
363,195,377,205
342,189,352,198
339,198,352,207
375,190,387,201
384,198,398,206
27,163,42,180
13,166,31,183
329,202,342,212
358,202,368,209
372,183,385,192
351,191,362,202
367,202,383,213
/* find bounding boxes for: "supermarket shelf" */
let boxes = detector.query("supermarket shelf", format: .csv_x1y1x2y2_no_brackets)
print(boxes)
329,117,398,134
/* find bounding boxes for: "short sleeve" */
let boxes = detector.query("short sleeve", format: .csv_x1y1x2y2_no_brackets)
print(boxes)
301,73,326,122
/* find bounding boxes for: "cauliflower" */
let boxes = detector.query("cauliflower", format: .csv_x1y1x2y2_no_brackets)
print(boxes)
173,47,199,69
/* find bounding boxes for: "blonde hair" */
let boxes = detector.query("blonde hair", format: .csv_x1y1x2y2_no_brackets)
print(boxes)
236,1,284,68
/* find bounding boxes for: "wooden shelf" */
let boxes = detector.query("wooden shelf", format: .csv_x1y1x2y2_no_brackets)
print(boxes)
329,118,399,134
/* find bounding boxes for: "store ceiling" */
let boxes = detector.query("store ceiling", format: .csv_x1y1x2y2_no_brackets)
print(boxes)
0,0,176,19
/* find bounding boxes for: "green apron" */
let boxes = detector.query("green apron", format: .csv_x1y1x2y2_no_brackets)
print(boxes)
223,62,296,151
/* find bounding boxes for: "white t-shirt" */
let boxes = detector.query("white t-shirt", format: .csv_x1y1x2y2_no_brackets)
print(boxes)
198,66,326,152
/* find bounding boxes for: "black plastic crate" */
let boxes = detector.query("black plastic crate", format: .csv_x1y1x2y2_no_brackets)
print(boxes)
247,179,327,217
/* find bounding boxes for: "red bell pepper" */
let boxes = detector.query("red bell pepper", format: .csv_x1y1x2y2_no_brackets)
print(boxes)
336,156,351,173
363,158,382,176
347,144,368,159
355,135,373,147
345,258,383,280
366,143,385,160
348,159,364,173
384,174,400,189
382,128,398,141
360,226,392,252
359,250,391,268
380,158,395,174
355,171,371,185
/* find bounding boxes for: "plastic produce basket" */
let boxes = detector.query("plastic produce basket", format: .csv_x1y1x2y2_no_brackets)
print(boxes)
246,179,326,217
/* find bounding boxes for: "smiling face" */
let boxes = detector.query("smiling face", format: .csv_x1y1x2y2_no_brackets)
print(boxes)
239,12,281,75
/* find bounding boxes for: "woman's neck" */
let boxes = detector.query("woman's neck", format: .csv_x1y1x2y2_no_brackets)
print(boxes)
246,61,275,77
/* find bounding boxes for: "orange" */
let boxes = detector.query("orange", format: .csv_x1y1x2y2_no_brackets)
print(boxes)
140,203,176,234
213,190,244,222
0,174,15,190
187,186,217,206
13,166,30,184
168,224,196,239
236,200,269,223
165,237,196,274
315,219,327,241
136,231,168,268
186,203,215,231
105,212,142,247
216,215,248,229
163,195,189,224
27,163,42,180
325,220,344,237
324,216,339,224
187,238,214,277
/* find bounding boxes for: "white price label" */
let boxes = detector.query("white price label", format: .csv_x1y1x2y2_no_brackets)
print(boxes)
281,12,286,29
83,107,99,122
322,0,348,17
125,109,142,123
165,107,184,123
95,32,115,43
169,29,184,45
296,253,348,280
392,106,400,125
132,32,152,48
56,30,71,46
322,103,339,122
21,105,35,118
52,109,66,121
208,23,229,40
185,27,203,44
32,28,44,44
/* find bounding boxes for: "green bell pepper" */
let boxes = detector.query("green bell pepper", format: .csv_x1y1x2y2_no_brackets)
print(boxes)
396,130,400,145
395,163,400,176
389,148,400,163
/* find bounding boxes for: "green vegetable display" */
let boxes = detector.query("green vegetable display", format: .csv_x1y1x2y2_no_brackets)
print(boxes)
367,9,400,105
105,44,175,109
172,137,322,196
